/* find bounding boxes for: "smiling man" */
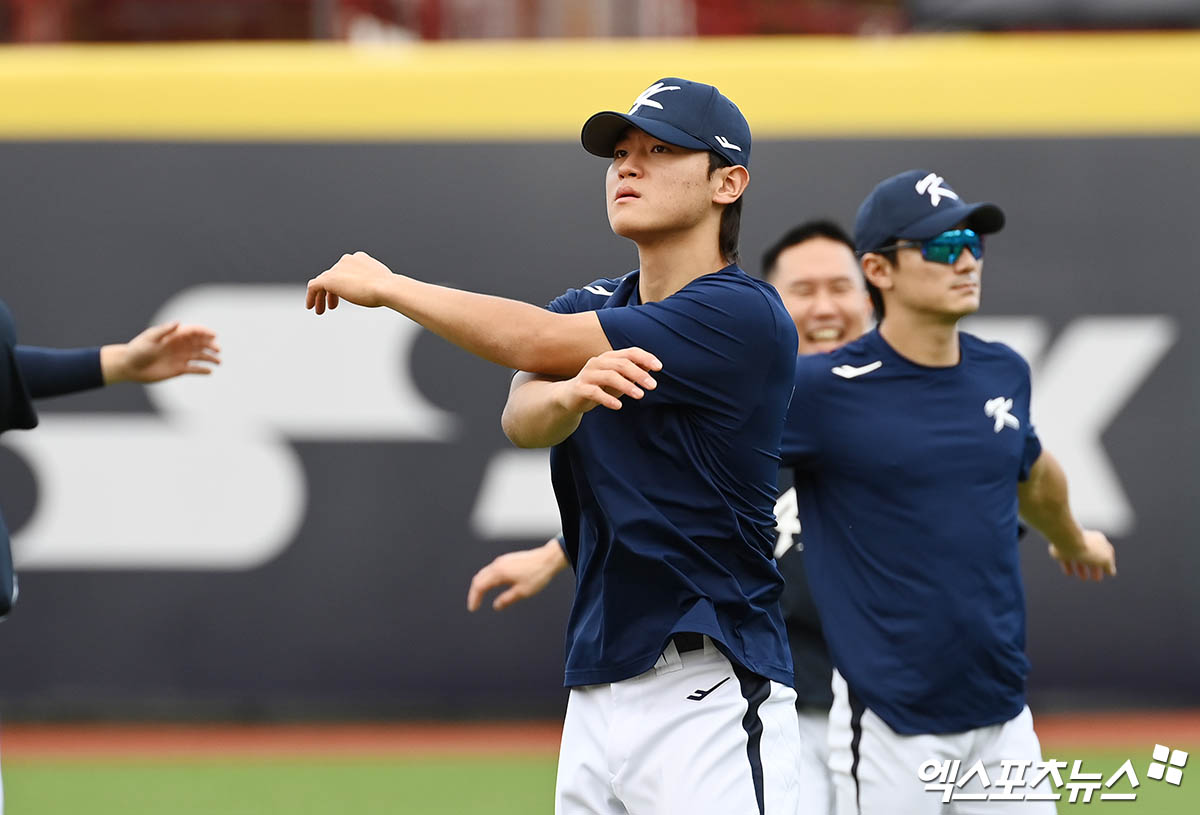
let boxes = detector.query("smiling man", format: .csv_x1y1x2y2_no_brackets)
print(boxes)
306,78,802,815
762,219,872,355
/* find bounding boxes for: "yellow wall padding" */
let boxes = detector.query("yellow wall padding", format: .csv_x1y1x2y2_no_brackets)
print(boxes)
0,34,1197,140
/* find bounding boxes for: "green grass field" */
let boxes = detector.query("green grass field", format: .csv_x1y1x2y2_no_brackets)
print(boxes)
4,756,557,815
4,748,1195,814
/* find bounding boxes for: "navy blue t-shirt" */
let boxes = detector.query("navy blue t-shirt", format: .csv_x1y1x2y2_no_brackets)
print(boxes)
782,329,1042,734
547,265,798,687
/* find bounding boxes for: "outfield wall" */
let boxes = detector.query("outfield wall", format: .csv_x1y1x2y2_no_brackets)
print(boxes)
0,35,1197,718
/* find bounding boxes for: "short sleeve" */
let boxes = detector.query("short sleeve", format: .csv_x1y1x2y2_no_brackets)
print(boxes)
780,356,821,469
595,274,794,417
1018,420,1042,482
1013,352,1042,482
547,288,587,315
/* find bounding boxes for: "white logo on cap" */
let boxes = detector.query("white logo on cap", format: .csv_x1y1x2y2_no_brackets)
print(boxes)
915,173,960,207
714,135,742,152
629,82,682,115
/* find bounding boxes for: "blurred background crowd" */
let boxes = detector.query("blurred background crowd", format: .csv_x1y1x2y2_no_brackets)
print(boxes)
3,0,1200,42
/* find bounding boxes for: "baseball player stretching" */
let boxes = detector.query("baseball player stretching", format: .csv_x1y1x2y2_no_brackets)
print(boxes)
0,298,219,814
306,78,803,814
782,170,1117,814
468,218,874,815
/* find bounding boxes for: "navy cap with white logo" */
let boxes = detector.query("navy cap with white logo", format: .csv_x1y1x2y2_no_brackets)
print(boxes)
854,169,1005,255
581,77,751,168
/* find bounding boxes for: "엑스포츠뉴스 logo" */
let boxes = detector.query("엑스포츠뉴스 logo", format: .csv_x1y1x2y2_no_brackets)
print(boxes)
920,744,1189,805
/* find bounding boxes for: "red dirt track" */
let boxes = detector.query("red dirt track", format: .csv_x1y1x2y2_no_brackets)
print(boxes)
1,722,563,759
3,713,1198,760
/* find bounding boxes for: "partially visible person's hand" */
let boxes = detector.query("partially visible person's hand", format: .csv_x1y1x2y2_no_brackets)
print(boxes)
102,322,220,384
1049,529,1116,581
553,347,660,413
467,538,570,612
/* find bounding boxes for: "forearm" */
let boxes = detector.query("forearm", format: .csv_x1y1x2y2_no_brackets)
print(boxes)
501,375,584,448
1018,451,1085,554
15,346,104,397
375,276,604,377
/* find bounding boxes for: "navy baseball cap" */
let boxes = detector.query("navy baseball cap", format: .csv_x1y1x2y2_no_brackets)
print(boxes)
854,170,1005,255
581,77,751,168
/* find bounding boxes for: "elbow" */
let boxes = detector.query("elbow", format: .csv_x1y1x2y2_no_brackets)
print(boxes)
501,404,536,448
502,424,542,450
501,402,562,449
507,434,542,450
510,321,575,377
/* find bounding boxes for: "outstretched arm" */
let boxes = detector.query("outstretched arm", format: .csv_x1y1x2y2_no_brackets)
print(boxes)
1018,450,1116,581
305,252,612,377
15,322,219,398
502,348,661,448
467,537,570,612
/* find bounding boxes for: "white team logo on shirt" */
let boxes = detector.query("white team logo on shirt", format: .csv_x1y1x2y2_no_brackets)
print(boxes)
915,173,960,207
628,82,681,114
984,397,1020,433
831,360,883,379
773,486,801,559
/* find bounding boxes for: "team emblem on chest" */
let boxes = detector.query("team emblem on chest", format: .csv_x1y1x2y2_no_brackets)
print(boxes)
984,397,1020,433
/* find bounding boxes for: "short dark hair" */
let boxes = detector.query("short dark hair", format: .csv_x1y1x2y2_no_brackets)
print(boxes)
708,152,743,265
863,238,899,320
760,219,855,281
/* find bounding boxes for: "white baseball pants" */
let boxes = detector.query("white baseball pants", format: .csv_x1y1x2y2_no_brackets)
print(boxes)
555,635,803,815
829,670,1056,814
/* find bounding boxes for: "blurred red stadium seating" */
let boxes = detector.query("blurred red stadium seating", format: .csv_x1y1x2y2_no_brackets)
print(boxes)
0,0,903,42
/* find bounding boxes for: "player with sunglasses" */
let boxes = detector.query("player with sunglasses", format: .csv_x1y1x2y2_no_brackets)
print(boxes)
781,170,1116,814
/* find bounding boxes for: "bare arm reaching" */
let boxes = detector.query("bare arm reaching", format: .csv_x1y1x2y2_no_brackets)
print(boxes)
306,252,614,377
1018,450,1117,581
467,537,570,612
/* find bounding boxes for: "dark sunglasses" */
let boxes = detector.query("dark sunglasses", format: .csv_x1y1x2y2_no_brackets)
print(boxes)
874,228,984,265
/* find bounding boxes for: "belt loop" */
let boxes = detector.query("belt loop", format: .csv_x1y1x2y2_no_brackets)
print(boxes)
653,639,684,675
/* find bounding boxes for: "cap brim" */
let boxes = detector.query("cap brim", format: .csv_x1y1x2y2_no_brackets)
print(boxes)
581,111,712,158
898,202,1006,241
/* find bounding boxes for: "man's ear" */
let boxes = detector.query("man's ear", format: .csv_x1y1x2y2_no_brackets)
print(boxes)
713,165,749,206
860,253,894,294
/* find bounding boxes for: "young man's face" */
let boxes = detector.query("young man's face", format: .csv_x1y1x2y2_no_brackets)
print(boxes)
605,128,720,242
768,237,873,354
875,227,984,321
